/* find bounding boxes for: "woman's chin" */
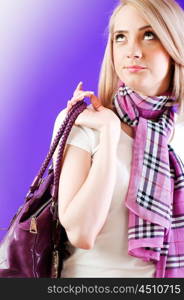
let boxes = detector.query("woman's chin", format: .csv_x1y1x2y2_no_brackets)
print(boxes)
124,81,144,93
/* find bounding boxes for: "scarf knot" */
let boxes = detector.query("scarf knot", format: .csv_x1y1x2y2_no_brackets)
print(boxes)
114,85,177,132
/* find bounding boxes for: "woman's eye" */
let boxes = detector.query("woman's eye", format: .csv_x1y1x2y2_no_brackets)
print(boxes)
144,31,156,40
114,31,157,43
115,34,125,42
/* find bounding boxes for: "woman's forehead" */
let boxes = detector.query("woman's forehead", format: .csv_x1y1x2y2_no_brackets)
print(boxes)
113,5,150,32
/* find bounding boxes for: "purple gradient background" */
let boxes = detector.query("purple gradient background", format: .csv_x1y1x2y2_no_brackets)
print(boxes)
0,0,184,241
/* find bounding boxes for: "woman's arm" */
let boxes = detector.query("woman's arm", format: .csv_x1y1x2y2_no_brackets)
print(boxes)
56,125,119,250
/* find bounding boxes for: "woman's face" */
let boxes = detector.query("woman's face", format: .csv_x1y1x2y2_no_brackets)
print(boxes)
113,5,172,97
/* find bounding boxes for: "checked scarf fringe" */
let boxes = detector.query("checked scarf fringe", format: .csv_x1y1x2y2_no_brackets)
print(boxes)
113,82,184,278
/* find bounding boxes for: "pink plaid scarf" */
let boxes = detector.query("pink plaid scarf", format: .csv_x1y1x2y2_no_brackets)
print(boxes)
113,82,184,278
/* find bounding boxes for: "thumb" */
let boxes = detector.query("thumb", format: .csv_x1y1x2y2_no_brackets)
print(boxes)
90,95,103,111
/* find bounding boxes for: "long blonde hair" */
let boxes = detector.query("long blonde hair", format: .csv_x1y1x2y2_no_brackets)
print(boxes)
97,0,184,121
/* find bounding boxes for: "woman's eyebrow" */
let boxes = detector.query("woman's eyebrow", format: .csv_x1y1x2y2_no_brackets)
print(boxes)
113,25,152,36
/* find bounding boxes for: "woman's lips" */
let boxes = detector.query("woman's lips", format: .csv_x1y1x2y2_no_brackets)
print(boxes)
125,66,147,73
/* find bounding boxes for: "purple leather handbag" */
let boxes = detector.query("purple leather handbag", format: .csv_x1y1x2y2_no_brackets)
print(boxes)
0,100,87,278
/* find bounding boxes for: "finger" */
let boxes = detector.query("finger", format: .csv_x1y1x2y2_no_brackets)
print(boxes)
66,96,83,112
73,82,83,97
67,91,95,113
90,95,102,111
74,90,94,98
76,81,83,91
66,101,72,113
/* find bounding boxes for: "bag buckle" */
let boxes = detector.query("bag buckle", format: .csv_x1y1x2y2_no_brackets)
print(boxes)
30,217,38,234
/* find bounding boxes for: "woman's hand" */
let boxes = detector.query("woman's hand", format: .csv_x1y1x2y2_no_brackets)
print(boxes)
66,82,121,133
66,81,98,112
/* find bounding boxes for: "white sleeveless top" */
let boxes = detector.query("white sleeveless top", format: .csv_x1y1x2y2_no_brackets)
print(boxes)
55,108,184,278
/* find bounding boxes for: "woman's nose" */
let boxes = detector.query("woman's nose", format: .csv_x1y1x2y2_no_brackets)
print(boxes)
126,41,143,59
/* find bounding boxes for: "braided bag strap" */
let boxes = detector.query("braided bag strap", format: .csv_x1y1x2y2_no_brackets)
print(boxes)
26,100,87,201
52,101,87,201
